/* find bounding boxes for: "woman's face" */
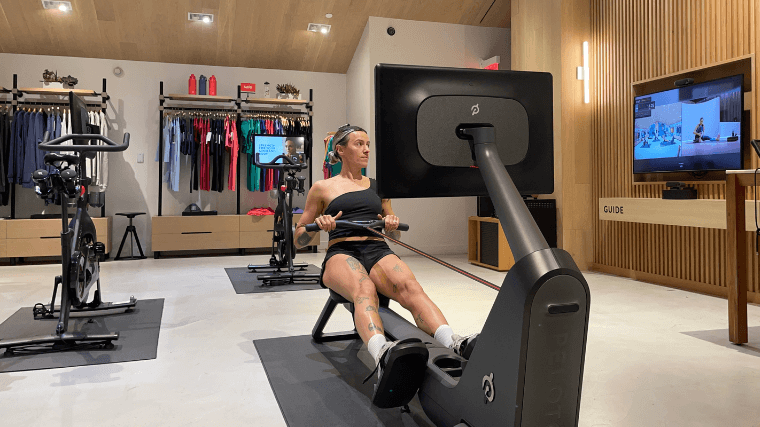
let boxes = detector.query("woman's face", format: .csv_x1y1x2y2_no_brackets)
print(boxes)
337,131,370,167
285,140,296,155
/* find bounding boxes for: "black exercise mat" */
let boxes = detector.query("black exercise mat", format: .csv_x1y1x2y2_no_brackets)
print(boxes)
0,298,164,373
254,335,435,427
225,266,323,294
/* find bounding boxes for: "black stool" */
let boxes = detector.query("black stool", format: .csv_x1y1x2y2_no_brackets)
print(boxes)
115,212,147,260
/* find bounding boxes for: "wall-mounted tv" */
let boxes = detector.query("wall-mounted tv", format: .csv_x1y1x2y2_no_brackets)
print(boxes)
633,74,743,177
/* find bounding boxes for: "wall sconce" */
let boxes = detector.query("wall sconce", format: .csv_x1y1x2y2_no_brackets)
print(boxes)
577,41,589,104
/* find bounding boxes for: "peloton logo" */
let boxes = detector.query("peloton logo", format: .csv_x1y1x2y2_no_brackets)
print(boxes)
482,372,495,404
603,205,624,214
471,104,480,115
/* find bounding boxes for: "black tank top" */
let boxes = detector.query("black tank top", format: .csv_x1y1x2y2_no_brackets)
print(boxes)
323,178,382,240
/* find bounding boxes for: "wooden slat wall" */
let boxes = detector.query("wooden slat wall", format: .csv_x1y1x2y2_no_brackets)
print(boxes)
592,0,760,294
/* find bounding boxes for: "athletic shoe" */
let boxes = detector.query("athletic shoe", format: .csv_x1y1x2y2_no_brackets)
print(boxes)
450,333,479,359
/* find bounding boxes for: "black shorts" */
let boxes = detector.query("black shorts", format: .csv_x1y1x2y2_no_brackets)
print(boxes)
320,240,396,288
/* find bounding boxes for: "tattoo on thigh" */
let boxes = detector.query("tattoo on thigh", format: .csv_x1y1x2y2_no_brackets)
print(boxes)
393,264,403,273
347,258,366,273
365,306,377,312
368,322,383,333
355,296,369,304
392,283,398,293
358,274,370,284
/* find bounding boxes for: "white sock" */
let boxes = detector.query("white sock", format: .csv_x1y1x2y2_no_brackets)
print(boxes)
434,324,455,348
368,334,389,364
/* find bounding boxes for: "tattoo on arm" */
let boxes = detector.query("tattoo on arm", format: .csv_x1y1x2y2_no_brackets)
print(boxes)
392,283,398,293
296,232,314,247
388,230,401,241
355,296,369,304
365,306,377,312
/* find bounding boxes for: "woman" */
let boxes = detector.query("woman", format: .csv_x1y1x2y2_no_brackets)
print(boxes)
693,117,705,142
294,125,475,403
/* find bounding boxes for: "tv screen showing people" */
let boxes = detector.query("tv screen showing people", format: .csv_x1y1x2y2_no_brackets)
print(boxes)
633,74,743,174
254,136,305,164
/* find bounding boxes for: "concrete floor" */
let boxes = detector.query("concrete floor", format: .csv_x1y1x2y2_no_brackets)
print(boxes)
1,253,759,427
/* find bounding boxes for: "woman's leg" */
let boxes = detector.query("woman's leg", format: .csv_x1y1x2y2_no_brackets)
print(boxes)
322,253,385,344
369,255,448,336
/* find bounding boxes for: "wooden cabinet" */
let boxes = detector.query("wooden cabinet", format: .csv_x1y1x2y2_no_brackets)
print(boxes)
152,215,240,252
0,220,6,258
468,216,514,271
239,214,318,248
152,214,319,256
4,217,112,258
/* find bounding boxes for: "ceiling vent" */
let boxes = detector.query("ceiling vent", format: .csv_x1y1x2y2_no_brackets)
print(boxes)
42,1,71,11
188,13,214,23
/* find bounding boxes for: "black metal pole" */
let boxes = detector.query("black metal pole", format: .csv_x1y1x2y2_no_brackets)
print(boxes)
10,74,16,219
158,82,163,216
101,78,107,218
459,125,549,260
236,85,241,215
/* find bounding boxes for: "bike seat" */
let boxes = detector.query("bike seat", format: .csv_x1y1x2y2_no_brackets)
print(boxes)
44,153,79,168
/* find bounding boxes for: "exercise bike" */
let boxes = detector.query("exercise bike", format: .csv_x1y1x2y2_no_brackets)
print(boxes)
247,153,320,286
0,126,135,355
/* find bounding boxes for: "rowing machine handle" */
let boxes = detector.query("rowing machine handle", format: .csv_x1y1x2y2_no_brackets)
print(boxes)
304,219,409,233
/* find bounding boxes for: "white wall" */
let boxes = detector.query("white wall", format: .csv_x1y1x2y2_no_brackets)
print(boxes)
345,24,372,143
0,54,346,255
345,17,510,255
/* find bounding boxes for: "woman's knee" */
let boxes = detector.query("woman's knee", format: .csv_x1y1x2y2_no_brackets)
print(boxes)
351,281,380,304
394,279,425,307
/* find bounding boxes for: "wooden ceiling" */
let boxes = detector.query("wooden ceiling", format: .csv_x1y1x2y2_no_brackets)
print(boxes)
0,0,510,74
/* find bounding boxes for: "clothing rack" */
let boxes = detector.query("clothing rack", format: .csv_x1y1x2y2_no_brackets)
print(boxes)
4,74,110,219
156,82,314,218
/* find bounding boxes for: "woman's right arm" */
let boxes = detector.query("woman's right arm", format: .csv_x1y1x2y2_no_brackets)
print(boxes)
294,181,324,248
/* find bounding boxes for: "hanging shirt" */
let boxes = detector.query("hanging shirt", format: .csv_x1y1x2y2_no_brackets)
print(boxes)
225,116,238,191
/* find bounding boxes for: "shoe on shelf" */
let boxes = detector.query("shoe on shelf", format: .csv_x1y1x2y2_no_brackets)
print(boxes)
450,333,479,359
363,337,428,409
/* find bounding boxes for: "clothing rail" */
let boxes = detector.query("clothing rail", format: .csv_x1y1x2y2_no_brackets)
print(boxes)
3,74,110,224
15,100,104,108
156,82,315,233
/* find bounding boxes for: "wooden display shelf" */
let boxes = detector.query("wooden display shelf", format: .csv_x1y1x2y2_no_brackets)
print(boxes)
164,94,236,103
18,87,99,97
242,97,310,106
468,216,514,271
598,196,758,231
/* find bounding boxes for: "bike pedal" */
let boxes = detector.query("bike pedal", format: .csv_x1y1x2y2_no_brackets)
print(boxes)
94,242,106,255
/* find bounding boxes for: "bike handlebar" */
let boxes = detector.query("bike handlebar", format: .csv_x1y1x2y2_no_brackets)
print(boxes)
304,219,409,233
38,132,130,152
255,153,307,171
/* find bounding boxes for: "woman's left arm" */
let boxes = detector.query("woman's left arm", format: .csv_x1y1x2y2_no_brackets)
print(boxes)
380,199,401,240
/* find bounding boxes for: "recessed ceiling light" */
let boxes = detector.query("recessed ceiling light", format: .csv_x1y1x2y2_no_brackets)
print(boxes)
42,1,71,11
307,23,331,34
325,13,333,18
188,13,214,23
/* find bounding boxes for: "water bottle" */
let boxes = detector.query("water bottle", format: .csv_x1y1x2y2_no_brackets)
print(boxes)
188,74,197,95
209,75,217,96
199,75,207,95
